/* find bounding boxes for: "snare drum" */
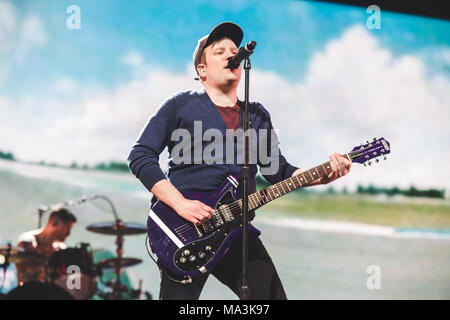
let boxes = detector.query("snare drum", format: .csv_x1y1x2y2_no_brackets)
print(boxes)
48,244,97,300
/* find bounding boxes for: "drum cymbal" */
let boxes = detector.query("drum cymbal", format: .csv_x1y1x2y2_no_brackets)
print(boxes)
86,221,146,235
10,252,46,264
96,257,142,270
0,247,46,264
0,246,23,257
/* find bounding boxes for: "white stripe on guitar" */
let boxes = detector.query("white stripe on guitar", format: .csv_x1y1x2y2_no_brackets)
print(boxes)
148,210,184,248
227,176,238,188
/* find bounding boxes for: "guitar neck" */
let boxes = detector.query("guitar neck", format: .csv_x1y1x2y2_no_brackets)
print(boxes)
235,152,354,211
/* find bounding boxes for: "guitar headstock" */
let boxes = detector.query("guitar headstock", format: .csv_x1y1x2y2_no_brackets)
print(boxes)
349,137,391,166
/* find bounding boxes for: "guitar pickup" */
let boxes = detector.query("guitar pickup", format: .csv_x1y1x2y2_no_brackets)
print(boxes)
211,210,224,227
219,205,234,222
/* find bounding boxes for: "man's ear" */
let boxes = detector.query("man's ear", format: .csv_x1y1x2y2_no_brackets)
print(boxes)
197,64,206,76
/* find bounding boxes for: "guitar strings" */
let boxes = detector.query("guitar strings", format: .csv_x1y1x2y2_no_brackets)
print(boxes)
176,164,327,236
173,150,361,237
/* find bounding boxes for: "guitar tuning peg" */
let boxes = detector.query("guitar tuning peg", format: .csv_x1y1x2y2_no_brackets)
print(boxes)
383,156,387,160
368,161,372,166
373,138,376,141
375,158,380,163
363,162,367,167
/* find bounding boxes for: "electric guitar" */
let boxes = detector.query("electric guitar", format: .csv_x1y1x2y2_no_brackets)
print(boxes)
147,137,391,278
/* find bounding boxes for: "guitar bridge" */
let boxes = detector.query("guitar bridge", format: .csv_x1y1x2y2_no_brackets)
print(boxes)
200,220,214,233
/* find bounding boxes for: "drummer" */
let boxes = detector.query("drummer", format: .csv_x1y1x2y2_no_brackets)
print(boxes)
15,208,77,285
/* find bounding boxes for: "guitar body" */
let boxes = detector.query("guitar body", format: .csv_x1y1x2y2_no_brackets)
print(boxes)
147,175,261,278
146,137,391,279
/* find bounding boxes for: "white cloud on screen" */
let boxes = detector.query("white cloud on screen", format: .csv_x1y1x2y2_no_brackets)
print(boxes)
0,1,47,84
0,2,16,52
242,25,450,191
0,24,449,191
0,5,47,56
121,51,145,68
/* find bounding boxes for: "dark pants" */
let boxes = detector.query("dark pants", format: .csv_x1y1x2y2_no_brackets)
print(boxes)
158,236,287,300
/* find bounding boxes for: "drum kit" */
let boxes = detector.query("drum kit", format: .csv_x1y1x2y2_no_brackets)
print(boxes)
0,219,151,300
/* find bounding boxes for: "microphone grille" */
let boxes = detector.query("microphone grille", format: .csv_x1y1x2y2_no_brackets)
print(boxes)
246,41,257,51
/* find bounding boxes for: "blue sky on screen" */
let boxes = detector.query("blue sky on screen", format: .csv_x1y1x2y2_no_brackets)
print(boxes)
0,0,449,191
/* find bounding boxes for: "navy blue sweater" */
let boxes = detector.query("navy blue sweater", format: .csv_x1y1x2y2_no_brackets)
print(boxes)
127,88,299,202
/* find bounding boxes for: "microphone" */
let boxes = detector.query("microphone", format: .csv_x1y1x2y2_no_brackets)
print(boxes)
37,205,48,228
227,41,257,70
38,205,49,213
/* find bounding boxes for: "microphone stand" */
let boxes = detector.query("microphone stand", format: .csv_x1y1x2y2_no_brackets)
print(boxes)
38,209,43,229
239,57,251,300
37,205,49,229
40,194,125,299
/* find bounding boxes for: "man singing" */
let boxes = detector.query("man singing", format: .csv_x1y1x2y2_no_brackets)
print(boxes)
128,22,351,300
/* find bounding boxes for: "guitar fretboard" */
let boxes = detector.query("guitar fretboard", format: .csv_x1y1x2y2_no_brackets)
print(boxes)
198,138,389,233
234,153,353,211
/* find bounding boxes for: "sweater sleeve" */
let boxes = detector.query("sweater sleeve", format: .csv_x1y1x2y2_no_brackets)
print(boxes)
257,106,299,185
127,95,178,192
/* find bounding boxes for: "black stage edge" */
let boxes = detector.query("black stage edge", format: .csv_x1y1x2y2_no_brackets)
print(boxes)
310,0,450,21
0,299,446,319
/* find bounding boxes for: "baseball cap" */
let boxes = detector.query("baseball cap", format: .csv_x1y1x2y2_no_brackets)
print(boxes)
193,22,243,78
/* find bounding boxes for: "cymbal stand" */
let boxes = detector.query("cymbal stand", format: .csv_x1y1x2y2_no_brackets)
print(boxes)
113,219,124,300
42,194,147,299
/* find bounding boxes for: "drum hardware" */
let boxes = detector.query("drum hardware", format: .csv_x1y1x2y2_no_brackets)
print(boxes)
96,257,143,270
24,194,152,300
80,194,148,299
1,244,49,294
129,279,143,299
47,243,97,300
0,246,47,265
0,243,11,294
95,257,144,298
86,219,147,300
86,221,147,235
113,219,125,300
96,278,151,300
